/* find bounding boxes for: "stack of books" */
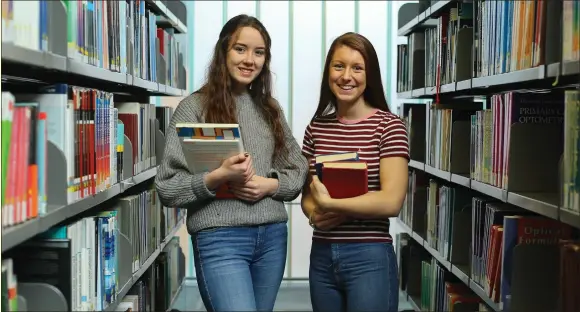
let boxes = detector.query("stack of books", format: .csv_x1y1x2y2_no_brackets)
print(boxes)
314,152,368,199
176,123,244,198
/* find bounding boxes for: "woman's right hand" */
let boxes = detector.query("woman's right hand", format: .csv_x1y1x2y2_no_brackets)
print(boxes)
311,210,349,231
219,153,255,183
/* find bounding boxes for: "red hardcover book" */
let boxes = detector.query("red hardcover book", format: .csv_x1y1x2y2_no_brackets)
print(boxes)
321,161,368,199
216,184,236,199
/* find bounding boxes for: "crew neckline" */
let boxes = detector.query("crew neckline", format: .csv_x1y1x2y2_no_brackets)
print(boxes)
337,109,379,124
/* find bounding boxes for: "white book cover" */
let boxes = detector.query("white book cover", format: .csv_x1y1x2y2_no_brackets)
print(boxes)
176,123,245,174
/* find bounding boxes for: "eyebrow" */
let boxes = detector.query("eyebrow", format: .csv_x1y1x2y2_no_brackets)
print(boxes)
331,60,365,67
234,42,266,50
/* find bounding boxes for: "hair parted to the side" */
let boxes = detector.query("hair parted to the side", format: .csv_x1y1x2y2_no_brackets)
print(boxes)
313,32,390,119
194,14,286,156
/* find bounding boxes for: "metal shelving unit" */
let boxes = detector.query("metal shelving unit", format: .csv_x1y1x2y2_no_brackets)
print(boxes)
395,1,580,311
2,43,188,97
1,1,189,311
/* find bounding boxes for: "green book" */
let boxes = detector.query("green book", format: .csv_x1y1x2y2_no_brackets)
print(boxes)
1,92,15,208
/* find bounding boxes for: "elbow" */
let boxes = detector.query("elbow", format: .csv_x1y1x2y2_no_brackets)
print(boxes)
154,172,200,208
287,188,303,202
155,176,180,208
277,183,303,202
381,194,405,218
157,193,177,209
289,174,308,200
270,166,309,202
289,167,309,200
155,183,172,208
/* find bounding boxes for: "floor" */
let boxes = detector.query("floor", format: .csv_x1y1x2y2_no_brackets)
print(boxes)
170,278,414,311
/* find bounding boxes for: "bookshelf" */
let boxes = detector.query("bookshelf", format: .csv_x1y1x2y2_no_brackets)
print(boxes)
394,1,580,312
1,1,188,311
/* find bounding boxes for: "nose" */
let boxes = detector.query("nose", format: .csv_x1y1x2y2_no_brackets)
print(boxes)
243,52,254,66
342,68,353,80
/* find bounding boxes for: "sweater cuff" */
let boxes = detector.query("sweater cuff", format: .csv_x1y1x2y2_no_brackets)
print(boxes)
268,169,294,201
191,172,216,201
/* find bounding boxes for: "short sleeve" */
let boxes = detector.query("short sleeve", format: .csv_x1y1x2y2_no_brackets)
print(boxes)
302,123,315,157
379,118,410,161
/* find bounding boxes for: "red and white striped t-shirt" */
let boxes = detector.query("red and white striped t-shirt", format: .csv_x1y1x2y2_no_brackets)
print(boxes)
302,109,409,243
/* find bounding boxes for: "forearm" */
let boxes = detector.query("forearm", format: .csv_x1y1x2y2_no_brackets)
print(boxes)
301,192,316,218
322,191,402,219
265,178,280,196
203,168,228,191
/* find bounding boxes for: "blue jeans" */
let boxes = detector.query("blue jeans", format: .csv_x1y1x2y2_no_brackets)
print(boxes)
191,222,288,312
309,241,399,312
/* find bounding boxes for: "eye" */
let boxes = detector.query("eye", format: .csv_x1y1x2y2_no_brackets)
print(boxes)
255,50,265,56
333,64,344,70
353,65,364,71
234,46,246,53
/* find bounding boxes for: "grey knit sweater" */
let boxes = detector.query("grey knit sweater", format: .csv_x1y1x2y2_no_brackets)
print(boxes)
155,91,309,234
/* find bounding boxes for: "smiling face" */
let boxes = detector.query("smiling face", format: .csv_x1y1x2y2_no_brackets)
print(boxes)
226,26,267,90
328,45,367,105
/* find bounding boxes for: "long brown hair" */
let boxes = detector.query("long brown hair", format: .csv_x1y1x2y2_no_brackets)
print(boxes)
313,32,390,119
195,14,286,155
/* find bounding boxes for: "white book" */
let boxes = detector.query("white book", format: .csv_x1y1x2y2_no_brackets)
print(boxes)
176,123,245,174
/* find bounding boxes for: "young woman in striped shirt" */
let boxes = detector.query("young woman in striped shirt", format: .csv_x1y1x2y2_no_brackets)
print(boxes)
301,32,410,312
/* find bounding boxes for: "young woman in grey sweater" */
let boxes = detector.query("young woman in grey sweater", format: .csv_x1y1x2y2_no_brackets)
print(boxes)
154,14,309,312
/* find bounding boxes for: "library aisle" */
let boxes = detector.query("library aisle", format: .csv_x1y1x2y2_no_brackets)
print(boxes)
1,0,189,311
168,279,414,311
395,0,580,312
3,0,580,312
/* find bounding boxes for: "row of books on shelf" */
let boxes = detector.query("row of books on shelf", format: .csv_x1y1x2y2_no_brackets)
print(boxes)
397,232,485,312
1,0,184,88
420,258,480,312
398,171,580,312
0,88,175,230
396,0,579,92
402,89,580,215
1,184,186,312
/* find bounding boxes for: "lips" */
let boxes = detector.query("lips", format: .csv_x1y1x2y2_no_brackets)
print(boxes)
239,67,254,77
339,85,354,90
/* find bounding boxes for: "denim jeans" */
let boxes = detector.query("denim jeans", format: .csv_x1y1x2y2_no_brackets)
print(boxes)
309,240,399,312
191,222,287,312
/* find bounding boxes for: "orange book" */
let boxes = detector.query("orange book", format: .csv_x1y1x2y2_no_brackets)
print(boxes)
321,161,368,199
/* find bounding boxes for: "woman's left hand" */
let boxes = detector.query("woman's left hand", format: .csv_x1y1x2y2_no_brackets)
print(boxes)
230,175,278,203
310,176,332,211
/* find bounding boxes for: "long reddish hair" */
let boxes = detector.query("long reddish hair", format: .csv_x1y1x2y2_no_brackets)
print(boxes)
195,14,286,156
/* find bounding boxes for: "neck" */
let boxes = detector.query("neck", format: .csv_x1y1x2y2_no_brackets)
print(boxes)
336,97,374,121
232,82,248,95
